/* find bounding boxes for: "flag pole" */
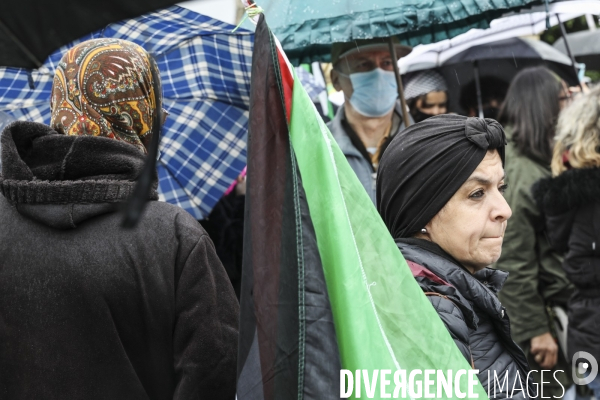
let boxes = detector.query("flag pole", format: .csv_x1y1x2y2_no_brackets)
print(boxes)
388,37,411,127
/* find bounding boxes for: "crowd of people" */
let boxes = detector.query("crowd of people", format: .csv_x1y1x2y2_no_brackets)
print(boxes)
1,34,600,399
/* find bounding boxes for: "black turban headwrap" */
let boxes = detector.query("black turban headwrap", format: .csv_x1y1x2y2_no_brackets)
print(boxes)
376,114,506,239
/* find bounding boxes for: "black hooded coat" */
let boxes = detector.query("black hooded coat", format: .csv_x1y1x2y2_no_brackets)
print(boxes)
533,167,600,361
0,122,239,399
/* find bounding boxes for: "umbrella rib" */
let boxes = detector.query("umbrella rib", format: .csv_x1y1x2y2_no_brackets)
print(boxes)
0,18,43,68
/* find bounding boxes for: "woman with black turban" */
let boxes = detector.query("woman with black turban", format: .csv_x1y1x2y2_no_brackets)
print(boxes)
377,114,533,398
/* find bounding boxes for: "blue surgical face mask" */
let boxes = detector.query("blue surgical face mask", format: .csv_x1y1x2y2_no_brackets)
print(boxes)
342,68,398,117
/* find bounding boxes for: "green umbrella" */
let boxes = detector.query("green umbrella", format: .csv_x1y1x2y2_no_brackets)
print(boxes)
243,0,547,65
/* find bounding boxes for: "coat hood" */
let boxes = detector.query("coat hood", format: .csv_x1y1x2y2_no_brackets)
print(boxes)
0,121,157,229
532,167,600,216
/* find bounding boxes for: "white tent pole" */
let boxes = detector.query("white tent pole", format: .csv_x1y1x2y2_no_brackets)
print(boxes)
586,14,596,30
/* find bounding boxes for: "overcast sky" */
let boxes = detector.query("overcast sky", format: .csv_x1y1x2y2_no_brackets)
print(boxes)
178,0,238,24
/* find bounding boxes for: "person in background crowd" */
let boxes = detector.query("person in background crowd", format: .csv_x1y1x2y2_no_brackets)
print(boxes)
377,114,533,399
328,38,413,203
0,38,239,399
404,70,449,123
533,86,600,399
201,171,246,299
460,76,509,120
494,66,574,399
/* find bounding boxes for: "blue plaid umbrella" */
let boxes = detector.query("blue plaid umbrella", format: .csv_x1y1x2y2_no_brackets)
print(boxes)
0,6,252,219
295,67,325,102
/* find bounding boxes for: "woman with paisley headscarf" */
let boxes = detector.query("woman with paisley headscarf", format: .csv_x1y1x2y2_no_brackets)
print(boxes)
0,39,238,399
377,114,533,398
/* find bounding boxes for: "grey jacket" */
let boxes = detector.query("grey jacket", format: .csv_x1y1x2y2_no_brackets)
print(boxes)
398,240,533,399
0,121,239,399
327,102,408,203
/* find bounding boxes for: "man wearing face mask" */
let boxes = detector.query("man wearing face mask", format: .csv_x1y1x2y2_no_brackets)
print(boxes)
327,38,412,203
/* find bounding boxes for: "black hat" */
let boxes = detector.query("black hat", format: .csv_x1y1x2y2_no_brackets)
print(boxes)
331,37,412,67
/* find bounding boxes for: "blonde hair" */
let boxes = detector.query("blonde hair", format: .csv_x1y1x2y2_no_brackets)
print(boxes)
552,85,600,176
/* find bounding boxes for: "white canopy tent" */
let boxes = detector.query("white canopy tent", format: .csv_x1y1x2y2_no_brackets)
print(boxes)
398,1,600,116
400,1,600,74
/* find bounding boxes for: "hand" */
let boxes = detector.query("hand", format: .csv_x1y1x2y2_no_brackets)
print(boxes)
234,175,246,196
530,332,558,369
569,82,589,95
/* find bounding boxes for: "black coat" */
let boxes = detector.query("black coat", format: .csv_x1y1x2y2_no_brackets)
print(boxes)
398,239,533,399
0,122,239,399
200,192,245,299
533,167,600,361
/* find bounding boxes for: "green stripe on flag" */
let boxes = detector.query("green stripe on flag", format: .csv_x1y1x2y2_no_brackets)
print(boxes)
288,70,489,400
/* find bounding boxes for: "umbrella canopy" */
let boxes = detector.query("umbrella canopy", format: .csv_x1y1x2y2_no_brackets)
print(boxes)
242,0,545,65
554,30,600,70
400,37,578,113
0,6,253,220
0,0,184,68
400,10,586,73
446,36,574,67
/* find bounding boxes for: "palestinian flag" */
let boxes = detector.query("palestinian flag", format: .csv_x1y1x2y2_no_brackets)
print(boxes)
236,15,488,400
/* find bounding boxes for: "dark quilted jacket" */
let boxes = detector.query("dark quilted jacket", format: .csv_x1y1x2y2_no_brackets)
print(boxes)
398,239,533,399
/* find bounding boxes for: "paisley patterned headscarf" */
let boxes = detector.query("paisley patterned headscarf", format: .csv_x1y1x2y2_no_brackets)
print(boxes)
50,38,160,154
